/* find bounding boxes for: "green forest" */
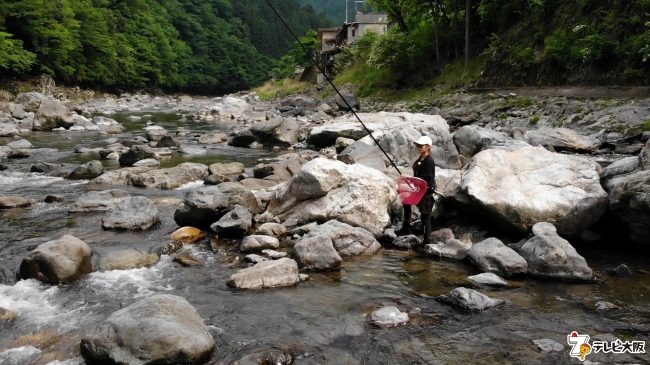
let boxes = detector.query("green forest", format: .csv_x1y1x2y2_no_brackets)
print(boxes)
299,0,650,91
0,0,332,94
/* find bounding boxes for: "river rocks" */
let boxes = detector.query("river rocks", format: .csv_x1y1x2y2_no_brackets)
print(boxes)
453,125,530,165
226,257,300,289
130,162,208,189
370,306,409,327
444,146,608,236
80,294,215,365
532,339,565,354
89,166,153,186
265,158,397,231
291,236,342,270
210,96,251,120
253,150,320,183
7,139,33,149
118,145,156,166
197,131,229,144
423,239,471,260
0,346,42,365
33,98,73,131
156,135,180,148
15,92,46,111
335,91,360,111
98,249,160,270
204,174,230,185
0,307,17,320
525,128,601,153
0,123,20,137
8,149,30,158
519,222,593,281
299,220,381,256
133,158,160,167
19,235,92,283
208,162,245,176
641,139,650,169
210,204,252,236
437,287,504,311
102,196,160,230
92,116,125,134
68,189,130,212
393,235,420,250
250,116,301,147
605,169,650,245
0,196,31,209
145,126,168,141
240,235,280,253
67,160,104,180
467,273,509,287
228,129,256,147
337,138,390,170
174,183,258,229
467,238,528,277
255,222,287,237
170,227,205,244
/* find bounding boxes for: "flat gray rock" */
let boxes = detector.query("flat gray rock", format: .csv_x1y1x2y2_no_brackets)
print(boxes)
467,273,509,287
370,306,409,326
437,287,504,311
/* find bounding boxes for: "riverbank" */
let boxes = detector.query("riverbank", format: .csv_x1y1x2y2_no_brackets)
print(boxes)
0,87,649,364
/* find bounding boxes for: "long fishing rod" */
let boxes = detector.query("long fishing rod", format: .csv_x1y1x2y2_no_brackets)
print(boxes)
264,0,402,175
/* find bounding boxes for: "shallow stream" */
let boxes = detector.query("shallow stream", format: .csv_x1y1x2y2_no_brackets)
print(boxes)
0,113,648,365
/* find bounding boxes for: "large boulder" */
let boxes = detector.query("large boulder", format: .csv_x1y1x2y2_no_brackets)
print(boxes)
19,235,92,283
210,96,251,120
208,162,245,176
253,150,320,183
15,92,46,111
250,116,301,147
0,123,20,137
226,258,300,289
265,158,397,232
299,220,381,256
0,196,31,209
174,183,258,229
67,160,104,180
307,112,460,169
335,91,360,111
33,99,73,131
209,204,252,236
291,235,342,270
198,131,229,144
102,196,160,230
519,223,593,280
603,169,650,245
453,125,530,165
80,294,215,365
130,162,208,189
228,129,256,147
525,128,601,153
337,138,390,170
68,189,130,213
443,146,608,236
467,238,528,277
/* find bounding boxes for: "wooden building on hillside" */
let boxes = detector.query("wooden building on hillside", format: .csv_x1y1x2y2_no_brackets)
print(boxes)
316,13,388,84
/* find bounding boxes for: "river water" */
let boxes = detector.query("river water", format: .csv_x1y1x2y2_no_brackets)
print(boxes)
0,113,648,365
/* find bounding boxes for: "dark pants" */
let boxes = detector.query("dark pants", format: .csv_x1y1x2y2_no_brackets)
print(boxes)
403,197,433,245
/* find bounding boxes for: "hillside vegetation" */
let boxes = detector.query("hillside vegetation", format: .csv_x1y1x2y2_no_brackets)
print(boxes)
293,0,650,96
0,0,332,94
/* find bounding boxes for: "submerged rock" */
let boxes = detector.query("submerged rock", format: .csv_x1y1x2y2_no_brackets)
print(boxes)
467,273,509,287
0,196,31,209
80,294,215,364
226,258,300,289
99,249,160,270
170,227,205,244
370,306,409,326
68,189,130,213
424,239,471,260
437,287,504,311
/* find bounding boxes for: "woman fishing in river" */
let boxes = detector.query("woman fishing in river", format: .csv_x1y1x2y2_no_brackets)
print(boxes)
396,135,436,246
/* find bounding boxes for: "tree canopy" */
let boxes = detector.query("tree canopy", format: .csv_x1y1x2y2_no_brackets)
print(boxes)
0,0,332,94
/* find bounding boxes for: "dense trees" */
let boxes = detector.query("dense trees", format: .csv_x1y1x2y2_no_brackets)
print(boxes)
0,0,331,94
312,0,650,87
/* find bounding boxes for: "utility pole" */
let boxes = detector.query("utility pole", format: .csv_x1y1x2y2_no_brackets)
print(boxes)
346,0,348,23
465,0,470,70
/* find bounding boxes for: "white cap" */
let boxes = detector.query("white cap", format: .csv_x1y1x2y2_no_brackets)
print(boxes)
414,135,432,146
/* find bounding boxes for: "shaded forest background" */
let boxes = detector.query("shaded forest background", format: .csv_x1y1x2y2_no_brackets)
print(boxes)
0,0,332,94
296,0,650,90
